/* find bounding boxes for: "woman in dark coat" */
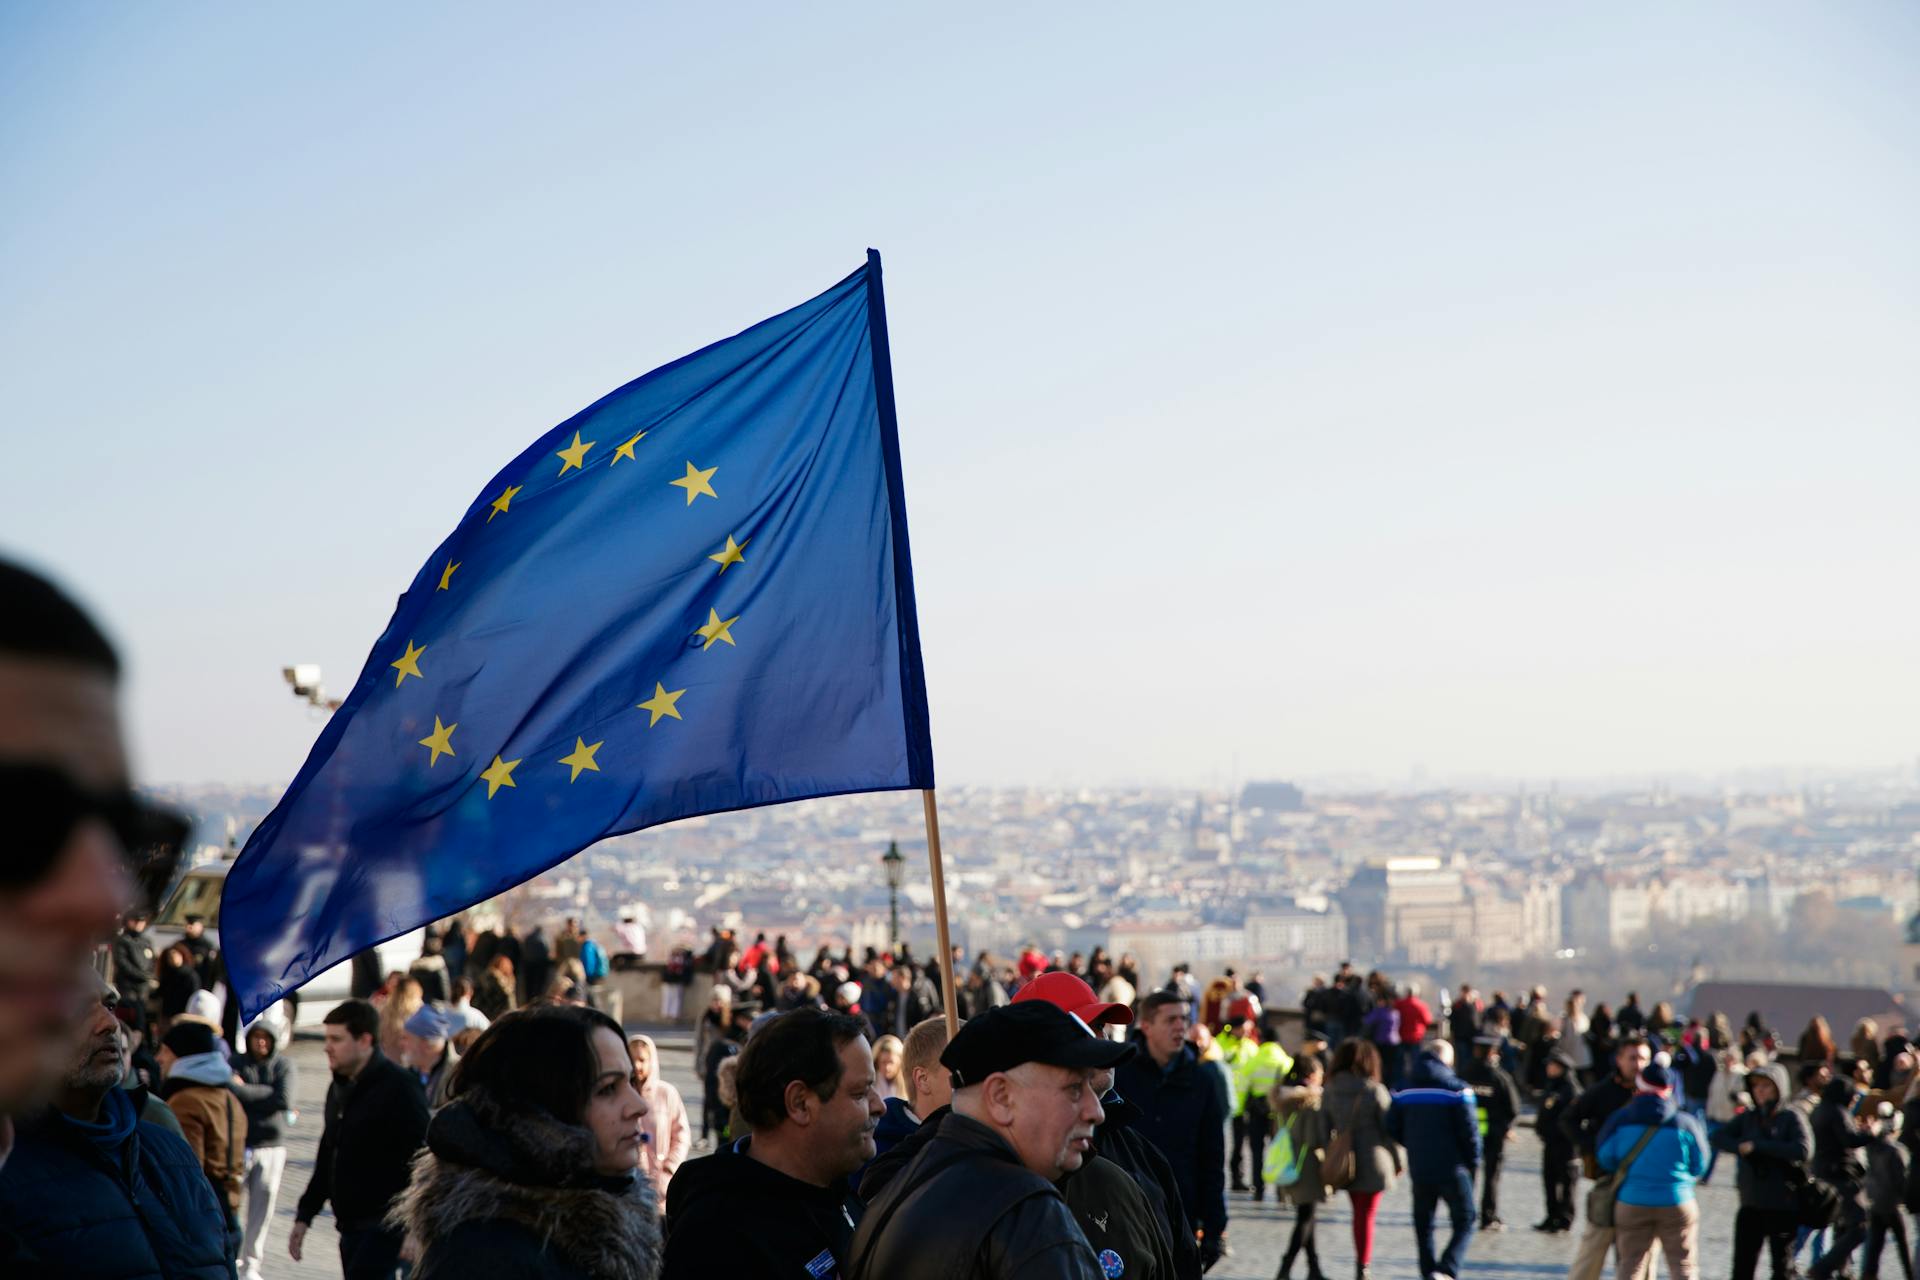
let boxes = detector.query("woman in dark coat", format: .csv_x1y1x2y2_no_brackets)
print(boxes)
390,1003,661,1279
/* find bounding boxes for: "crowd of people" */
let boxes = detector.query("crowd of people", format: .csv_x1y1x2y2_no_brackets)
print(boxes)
1,557,1917,1280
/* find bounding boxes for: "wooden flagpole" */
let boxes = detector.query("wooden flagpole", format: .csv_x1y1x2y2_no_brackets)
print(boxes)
922,789,960,1035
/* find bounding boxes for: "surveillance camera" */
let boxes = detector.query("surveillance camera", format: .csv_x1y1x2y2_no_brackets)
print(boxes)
284,664,323,697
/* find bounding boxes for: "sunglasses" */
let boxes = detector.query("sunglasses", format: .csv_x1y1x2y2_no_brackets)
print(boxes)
0,762,192,912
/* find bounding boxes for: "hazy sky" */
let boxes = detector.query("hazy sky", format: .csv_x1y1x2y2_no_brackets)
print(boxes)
4,5,1917,791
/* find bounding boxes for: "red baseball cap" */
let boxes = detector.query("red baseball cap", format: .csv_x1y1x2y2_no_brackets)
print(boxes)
1013,971,1134,1028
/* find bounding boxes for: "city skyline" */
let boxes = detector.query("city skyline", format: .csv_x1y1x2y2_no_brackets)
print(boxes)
6,6,1918,789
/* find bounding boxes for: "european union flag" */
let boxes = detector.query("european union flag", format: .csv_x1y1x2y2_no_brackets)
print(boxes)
225,252,933,1019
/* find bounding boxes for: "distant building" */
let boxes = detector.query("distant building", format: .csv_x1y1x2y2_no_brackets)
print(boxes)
1244,903,1347,971
1562,871,1653,952
1242,781,1306,812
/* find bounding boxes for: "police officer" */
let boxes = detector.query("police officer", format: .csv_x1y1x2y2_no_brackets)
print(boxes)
1462,1033,1522,1230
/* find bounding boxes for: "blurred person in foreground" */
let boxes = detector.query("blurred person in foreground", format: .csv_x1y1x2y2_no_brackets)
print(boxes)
1563,1034,1655,1280
848,999,1138,1279
1385,1038,1481,1280
389,1003,660,1279
0,560,182,1151
0,968,231,1275
866,1014,955,1167
662,1008,879,1279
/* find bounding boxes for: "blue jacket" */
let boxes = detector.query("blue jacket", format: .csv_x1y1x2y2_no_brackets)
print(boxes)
1385,1051,1481,1181
0,1087,235,1278
1116,1039,1228,1239
1596,1093,1709,1207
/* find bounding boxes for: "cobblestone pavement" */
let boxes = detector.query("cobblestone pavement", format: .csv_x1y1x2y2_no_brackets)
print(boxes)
258,1031,1746,1279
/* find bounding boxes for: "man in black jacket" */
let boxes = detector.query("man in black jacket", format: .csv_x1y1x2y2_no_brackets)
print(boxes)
1117,990,1229,1269
1561,1035,1651,1280
233,1022,296,1280
290,999,428,1279
1807,1078,1872,1280
850,1001,1135,1279
664,1008,880,1279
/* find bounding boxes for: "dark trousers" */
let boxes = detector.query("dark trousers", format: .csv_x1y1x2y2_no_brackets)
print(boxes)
1543,1154,1577,1226
1733,1207,1801,1280
1810,1194,1868,1280
1477,1135,1506,1221
1412,1169,1476,1279
1231,1114,1253,1188
339,1225,409,1280
1279,1202,1320,1278
1241,1097,1272,1197
1866,1210,1914,1280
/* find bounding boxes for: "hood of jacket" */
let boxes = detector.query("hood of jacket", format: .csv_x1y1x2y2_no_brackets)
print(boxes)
1749,1064,1791,1107
391,1090,659,1280
1597,1091,1680,1148
166,1050,233,1090
43,1085,139,1158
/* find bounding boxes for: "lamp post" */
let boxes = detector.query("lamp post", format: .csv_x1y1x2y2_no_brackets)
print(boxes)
882,839,905,954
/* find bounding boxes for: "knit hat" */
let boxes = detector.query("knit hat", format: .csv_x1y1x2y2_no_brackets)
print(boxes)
404,1003,453,1040
162,1019,219,1059
1636,1052,1675,1095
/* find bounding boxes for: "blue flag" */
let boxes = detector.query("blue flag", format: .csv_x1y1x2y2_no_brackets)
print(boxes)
224,252,933,1019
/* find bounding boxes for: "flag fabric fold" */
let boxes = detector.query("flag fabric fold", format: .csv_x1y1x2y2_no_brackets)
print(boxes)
224,252,933,1020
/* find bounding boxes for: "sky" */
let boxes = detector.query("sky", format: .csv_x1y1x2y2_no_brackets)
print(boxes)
3,4,1917,792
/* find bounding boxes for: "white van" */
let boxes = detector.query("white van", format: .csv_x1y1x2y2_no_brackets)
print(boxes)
150,847,424,1032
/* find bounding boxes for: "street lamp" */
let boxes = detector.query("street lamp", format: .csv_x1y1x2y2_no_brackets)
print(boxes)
882,839,905,954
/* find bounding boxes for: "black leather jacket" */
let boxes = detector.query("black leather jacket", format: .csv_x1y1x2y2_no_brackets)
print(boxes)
849,1111,1101,1280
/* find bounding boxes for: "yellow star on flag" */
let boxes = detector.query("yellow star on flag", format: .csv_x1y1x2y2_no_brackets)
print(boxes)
390,640,427,686
669,461,718,505
558,737,603,782
488,484,522,522
480,754,521,799
708,535,749,574
636,682,685,726
696,607,739,651
418,717,457,766
555,430,597,475
610,430,648,465
437,560,460,591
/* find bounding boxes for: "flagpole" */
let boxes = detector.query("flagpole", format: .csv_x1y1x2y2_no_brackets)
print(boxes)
921,789,960,1034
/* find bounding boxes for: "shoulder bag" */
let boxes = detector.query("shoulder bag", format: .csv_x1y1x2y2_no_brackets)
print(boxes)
1585,1121,1660,1228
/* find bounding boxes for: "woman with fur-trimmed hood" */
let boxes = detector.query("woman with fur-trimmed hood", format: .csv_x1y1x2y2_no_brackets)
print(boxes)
390,1002,662,1279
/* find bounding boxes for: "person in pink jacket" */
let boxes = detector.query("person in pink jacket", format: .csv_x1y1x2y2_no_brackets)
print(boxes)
627,1033,691,1214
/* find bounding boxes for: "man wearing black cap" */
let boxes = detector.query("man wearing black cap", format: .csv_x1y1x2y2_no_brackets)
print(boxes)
1461,1033,1522,1231
849,1001,1135,1279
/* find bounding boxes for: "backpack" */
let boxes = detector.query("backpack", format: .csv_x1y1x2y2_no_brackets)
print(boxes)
1264,1114,1308,1187
581,940,608,982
